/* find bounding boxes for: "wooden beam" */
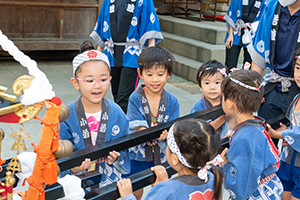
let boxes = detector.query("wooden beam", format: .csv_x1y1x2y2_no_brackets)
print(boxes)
0,1,101,8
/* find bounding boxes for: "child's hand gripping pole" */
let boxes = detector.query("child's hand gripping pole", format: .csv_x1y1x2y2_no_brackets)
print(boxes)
24,97,62,200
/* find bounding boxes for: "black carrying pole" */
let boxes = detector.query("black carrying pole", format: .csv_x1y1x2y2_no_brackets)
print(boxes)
56,105,225,172
43,105,224,199
7,105,289,200
85,162,177,200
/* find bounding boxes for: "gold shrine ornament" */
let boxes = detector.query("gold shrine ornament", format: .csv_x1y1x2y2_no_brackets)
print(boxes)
9,124,32,155
6,157,21,174
12,75,43,124
0,75,42,123
12,75,34,95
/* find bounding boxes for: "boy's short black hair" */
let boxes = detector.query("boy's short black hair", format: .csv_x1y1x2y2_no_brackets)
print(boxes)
196,60,228,87
137,47,174,75
221,70,264,114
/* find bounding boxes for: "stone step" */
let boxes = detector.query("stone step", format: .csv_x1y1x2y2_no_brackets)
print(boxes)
158,31,226,63
159,15,227,45
172,52,202,83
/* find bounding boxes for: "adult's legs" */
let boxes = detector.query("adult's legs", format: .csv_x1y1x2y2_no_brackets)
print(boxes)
258,89,289,146
116,67,138,113
110,67,122,102
225,45,242,69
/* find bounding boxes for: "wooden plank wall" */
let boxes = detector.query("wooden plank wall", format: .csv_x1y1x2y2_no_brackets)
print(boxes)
0,0,103,50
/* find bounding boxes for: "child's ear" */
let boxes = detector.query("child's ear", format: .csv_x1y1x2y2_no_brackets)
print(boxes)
167,73,172,79
199,86,203,92
170,153,180,166
226,99,235,109
71,77,80,90
137,68,143,80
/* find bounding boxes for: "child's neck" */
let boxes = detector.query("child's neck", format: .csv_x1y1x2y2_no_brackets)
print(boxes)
81,97,102,113
234,112,255,125
205,97,221,106
177,167,196,177
144,86,162,117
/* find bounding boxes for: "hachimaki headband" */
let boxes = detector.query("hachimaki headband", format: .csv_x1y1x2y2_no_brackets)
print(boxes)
167,124,223,182
229,77,265,92
229,68,265,92
198,67,228,78
72,50,110,76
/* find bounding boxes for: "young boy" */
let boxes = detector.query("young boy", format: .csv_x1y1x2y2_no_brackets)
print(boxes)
220,70,283,199
125,46,180,199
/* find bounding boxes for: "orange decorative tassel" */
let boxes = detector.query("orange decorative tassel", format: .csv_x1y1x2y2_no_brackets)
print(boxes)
43,160,57,185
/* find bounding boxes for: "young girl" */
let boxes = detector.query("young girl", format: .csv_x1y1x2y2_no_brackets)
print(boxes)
117,119,224,200
190,60,232,138
59,47,130,187
125,47,180,199
267,47,300,200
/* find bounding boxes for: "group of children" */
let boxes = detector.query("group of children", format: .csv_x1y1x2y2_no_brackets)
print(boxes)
57,39,300,200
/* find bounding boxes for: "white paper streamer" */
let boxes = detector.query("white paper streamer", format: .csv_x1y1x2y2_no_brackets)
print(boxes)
0,29,55,105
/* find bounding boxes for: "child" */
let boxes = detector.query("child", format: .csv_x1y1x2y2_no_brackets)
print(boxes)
220,70,283,199
190,60,231,138
117,119,224,200
267,48,300,200
125,47,180,199
59,48,130,187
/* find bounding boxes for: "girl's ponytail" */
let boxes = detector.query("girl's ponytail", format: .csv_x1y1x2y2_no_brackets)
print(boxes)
210,164,223,200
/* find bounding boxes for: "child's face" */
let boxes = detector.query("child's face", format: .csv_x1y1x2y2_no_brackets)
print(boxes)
71,60,110,107
200,72,223,103
139,65,171,95
294,59,300,87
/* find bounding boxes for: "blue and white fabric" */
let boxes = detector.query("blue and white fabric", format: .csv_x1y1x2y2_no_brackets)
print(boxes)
59,97,130,187
90,0,163,69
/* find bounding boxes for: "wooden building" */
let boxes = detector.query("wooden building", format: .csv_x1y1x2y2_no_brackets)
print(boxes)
0,0,102,51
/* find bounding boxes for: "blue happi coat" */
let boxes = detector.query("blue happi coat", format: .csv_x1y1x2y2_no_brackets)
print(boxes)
223,119,282,199
190,97,229,139
247,0,278,70
190,97,209,113
281,94,300,162
59,97,130,187
127,90,179,163
224,0,266,45
90,0,163,69
123,172,215,200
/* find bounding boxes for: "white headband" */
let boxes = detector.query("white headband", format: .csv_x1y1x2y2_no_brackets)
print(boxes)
230,78,265,92
167,124,223,182
72,50,110,76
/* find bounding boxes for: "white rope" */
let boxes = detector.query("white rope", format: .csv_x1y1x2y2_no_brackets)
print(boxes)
0,29,55,105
